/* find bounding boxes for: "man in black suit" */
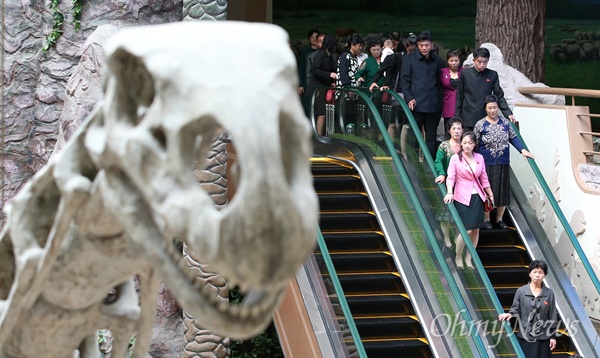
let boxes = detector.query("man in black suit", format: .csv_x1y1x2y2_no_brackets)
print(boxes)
400,30,444,157
455,47,515,131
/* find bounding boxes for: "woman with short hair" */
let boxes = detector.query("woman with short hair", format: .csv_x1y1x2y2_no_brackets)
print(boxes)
473,95,534,229
499,260,558,357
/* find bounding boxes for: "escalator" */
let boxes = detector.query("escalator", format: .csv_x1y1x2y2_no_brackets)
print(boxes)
378,88,595,356
293,87,598,357
476,212,577,358
312,159,432,358
400,149,583,357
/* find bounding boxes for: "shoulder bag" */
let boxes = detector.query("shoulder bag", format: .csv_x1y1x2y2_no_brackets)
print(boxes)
466,158,494,212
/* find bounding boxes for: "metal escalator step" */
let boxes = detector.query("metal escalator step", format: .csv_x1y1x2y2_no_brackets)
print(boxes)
362,339,432,358
335,273,406,295
495,287,519,308
313,176,363,192
311,162,355,176
322,232,387,252
314,252,396,274
311,161,432,358
550,353,579,358
477,246,530,266
318,193,371,211
485,267,530,287
346,294,414,316
319,212,379,231
478,228,522,245
554,335,576,353
354,316,423,340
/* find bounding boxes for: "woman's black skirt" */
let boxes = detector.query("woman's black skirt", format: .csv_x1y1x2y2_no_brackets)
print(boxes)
313,88,327,117
455,193,484,230
486,164,510,207
517,338,552,358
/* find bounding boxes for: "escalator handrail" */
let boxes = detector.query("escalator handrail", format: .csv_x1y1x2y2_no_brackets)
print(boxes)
315,86,492,357
508,122,600,294
315,228,368,358
382,89,525,357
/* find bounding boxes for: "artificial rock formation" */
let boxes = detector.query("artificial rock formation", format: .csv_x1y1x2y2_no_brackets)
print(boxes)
185,131,231,358
183,0,227,21
52,24,119,156
1,0,181,220
0,21,317,357
181,1,231,356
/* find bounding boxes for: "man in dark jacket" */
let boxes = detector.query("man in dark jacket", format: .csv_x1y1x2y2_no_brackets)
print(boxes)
455,47,515,131
400,30,444,156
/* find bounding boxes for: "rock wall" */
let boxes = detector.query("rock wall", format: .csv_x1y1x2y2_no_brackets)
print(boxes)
1,0,182,216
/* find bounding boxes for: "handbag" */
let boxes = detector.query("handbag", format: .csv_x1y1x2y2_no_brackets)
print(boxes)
483,197,494,212
466,157,494,212
325,89,335,104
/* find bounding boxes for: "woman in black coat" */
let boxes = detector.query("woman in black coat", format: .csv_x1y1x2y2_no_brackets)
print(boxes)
310,34,338,135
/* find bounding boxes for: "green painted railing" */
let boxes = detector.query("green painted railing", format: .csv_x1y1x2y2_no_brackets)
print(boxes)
315,228,368,357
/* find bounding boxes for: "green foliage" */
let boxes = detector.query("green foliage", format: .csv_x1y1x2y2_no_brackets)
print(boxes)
547,0,600,20
97,331,136,358
127,335,136,358
229,287,284,358
97,330,109,358
43,0,83,52
97,330,108,346
230,324,283,358
72,0,83,32
43,0,64,52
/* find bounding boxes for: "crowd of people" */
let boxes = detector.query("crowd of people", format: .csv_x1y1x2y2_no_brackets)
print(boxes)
297,28,535,233
298,29,557,356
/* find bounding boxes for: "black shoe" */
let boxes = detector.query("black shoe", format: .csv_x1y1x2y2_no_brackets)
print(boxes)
482,221,493,230
497,220,508,229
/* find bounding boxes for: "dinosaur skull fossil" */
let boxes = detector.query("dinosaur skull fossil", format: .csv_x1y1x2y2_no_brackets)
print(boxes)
85,21,318,338
0,21,317,357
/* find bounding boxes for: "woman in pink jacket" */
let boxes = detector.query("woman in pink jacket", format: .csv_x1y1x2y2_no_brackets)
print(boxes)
443,131,494,269
440,50,462,134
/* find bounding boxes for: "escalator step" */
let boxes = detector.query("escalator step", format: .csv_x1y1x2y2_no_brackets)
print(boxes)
336,273,406,294
485,267,530,286
478,229,522,245
554,336,575,352
311,163,355,176
346,295,414,316
319,212,379,231
315,252,396,274
323,232,387,252
496,287,519,308
355,317,423,340
362,339,431,358
477,247,530,266
312,161,432,358
319,193,371,211
313,176,363,192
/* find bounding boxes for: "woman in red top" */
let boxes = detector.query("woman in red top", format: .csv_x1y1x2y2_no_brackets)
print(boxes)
444,131,494,269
